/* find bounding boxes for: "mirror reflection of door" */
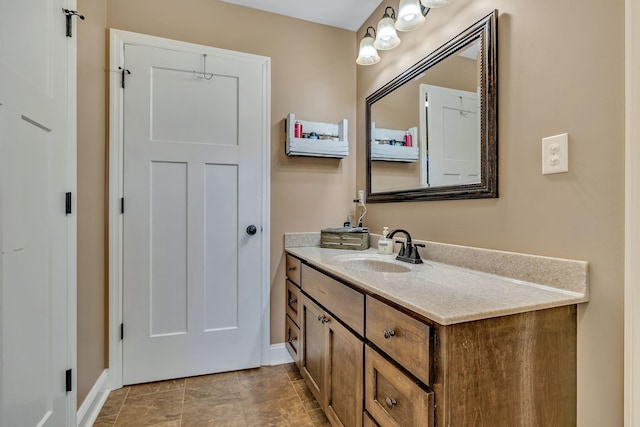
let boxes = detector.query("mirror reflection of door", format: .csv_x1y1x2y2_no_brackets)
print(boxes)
420,85,480,187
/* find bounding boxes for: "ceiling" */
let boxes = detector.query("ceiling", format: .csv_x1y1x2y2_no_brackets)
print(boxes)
220,0,383,32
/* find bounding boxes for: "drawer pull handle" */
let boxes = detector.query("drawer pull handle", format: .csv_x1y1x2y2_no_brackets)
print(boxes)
288,266,297,271
385,396,397,409
289,298,298,306
287,336,297,343
317,315,330,324
383,329,396,339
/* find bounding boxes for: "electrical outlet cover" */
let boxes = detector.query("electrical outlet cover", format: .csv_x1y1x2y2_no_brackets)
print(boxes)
542,133,569,175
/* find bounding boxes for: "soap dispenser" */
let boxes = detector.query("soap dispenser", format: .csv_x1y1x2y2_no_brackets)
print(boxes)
378,227,394,254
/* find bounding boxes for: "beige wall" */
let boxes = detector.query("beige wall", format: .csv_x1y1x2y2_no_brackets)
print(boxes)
358,1,624,426
77,0,108,404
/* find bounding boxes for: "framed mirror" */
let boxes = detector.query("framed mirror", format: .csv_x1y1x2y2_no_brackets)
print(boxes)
366,10,497,202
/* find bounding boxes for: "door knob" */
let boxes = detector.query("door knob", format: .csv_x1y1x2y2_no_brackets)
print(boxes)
246,225,257,235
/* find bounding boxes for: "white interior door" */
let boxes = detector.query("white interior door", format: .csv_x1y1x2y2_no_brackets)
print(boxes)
421,85,480,187
0,0,76,425
122,44,265,385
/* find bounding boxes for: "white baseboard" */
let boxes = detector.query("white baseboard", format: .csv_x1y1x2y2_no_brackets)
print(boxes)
269,343,294,365
77,369,110,427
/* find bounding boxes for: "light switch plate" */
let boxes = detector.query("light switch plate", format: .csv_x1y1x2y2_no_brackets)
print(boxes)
542,133,569,175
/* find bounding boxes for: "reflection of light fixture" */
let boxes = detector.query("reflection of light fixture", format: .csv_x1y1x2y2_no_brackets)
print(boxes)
374,7,401,50
421,0,451,8
395,0,427,32
356,26,381,66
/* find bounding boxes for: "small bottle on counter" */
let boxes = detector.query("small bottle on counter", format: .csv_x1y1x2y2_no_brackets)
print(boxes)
378,226,394,254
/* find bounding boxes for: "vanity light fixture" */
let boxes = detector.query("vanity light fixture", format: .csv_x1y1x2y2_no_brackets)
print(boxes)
356,0,452,65
374,7,401,50
421,0,451,8
356,26,381,65
395,0,427,32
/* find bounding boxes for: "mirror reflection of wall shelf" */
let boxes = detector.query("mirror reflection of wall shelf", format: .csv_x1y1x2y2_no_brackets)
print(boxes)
285,113,349,158
371,123,419,162
366,10,497,202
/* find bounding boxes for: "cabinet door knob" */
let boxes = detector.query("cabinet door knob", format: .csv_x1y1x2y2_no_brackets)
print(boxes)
289,298,298,306
288,266,297,271
288,336,297,343
383,329,396,339
385,396,397,409
317,315,330,324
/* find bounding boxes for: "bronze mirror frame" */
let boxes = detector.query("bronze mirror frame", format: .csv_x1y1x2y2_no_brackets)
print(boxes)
366,10,498,202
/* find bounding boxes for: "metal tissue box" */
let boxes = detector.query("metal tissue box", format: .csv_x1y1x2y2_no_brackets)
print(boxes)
320,227,370,250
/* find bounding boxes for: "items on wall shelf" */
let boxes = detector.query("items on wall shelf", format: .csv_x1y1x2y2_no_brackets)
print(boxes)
370,123,419,162
285,113,349,158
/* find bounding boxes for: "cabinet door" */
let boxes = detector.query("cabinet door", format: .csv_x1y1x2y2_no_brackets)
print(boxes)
300,295,327,408
326,316,364,427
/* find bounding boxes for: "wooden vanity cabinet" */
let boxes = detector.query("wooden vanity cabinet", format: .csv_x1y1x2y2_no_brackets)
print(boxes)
285,255,302,366
430,304,577,427
285,253,578,427
301,295,364,427
297,262,365,427
365,295,577,427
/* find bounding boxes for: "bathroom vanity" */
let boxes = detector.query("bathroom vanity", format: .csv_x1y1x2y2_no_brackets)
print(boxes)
284,237,588,427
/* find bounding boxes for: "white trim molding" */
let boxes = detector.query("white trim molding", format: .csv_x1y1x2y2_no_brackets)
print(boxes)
77,370,110,427
108,29,271,389
269,343,294,366
626,0,640,425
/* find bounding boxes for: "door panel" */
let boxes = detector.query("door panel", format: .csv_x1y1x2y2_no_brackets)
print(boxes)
122,44,264,384
204,164,238,331
327,316,364,427
150,161,188,336
0,0,74,424
301,296,326,408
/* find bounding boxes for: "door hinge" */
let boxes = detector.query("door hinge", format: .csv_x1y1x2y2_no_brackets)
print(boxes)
65,369,72,392
62,9,84,38
120,197,124,214
118,67,131,89
65,192,72,215
120,323,124,340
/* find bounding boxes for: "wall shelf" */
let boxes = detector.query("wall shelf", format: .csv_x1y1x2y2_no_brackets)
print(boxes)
285,113,349,158
370,123,419,162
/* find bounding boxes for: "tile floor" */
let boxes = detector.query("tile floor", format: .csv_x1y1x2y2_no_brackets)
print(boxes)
93,363,330,427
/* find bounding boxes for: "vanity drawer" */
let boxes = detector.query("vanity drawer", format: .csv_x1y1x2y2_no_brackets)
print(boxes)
286,279,301,327
301,264,364,336
365,346,434,427
286,254,301,285
366,296,431,385
285,314,300,367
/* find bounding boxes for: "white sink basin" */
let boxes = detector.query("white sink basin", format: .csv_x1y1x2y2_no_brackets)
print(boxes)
341,259,412,273
336,255,413,273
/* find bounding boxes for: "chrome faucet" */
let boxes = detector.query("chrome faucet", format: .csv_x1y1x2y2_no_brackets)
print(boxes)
387,229,425,264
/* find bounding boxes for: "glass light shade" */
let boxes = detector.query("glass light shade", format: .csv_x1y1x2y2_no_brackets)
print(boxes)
374,16,401,50
421,0,451,8
356,35,381,65
395,0,425,32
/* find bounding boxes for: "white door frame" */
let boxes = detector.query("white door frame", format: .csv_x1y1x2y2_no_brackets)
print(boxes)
626,0,640,425
107,29,271,390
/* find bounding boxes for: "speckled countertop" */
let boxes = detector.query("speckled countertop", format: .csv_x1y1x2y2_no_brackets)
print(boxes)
285,236,589,325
